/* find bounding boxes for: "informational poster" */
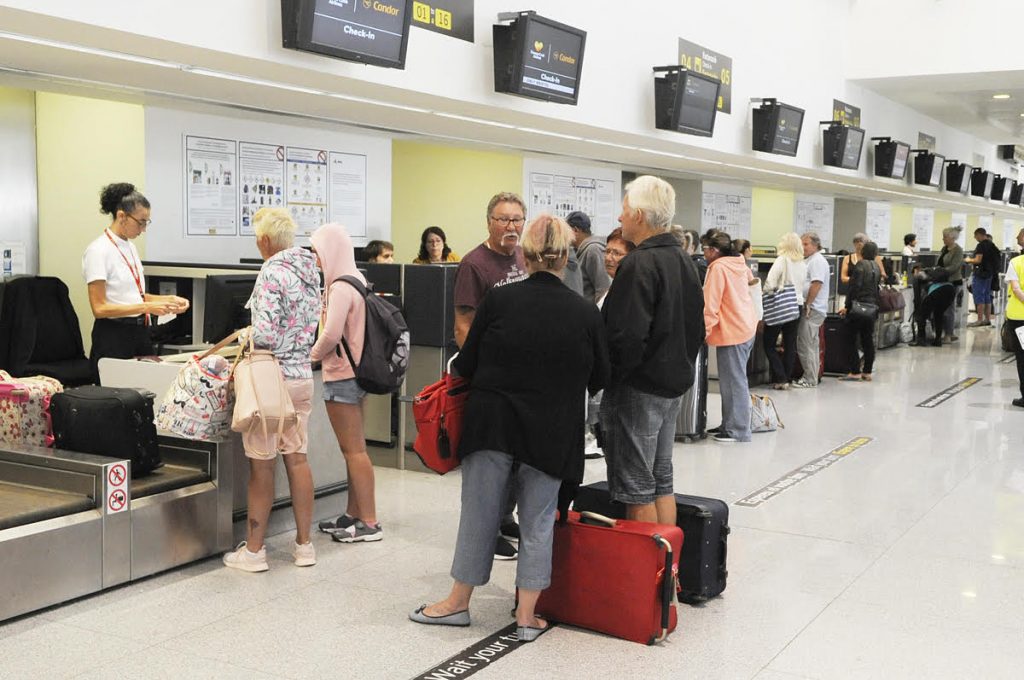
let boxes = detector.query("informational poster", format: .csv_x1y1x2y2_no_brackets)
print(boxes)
1003,219,1019,251
865,202,892,248
951,212,967,249
832,99,861,127
794,194,835,250
184,136,237,235
701,182,752,239
678,38,732,113
286,147,328,237
910,207,935,250
0,241,27,277
238,142,285,236
978,214,993,242
328,152,368,237
411,0,473,42
523,159,620,234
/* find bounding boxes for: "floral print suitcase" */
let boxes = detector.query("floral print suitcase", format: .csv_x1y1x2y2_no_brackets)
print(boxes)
0,370,64,447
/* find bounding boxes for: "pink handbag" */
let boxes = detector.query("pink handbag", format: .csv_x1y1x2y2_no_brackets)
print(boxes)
230,333,297,451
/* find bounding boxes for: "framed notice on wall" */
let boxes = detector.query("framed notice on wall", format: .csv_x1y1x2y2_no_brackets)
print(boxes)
865,202,892,248
523,158,620,235
184,136,238,236
238,142,286,236
701,182,751,239
912,208,935,250
794,194,835,250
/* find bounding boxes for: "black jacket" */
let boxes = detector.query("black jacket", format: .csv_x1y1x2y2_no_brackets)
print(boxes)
846,260,881,308
454,272,609,483
602,232,705,397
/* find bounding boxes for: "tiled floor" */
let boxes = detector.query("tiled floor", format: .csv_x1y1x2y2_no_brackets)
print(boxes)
2,327,1023,679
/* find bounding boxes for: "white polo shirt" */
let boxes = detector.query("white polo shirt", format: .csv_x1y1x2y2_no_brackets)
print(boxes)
82,230,146,306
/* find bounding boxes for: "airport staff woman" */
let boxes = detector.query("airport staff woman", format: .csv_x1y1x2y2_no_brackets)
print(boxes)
83,183,189,380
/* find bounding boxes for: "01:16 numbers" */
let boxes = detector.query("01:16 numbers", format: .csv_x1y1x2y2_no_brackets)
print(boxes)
412,1,452,30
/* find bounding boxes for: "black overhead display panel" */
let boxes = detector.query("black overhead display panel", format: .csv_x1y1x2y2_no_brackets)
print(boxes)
821,122,864,170
944,161,972,194
991,174,1011,202
752,99,805,156
653,66,721,137
912,151,945,187
872,138,911,179
281,0,413,69
970,168,994,198
493,11,587,105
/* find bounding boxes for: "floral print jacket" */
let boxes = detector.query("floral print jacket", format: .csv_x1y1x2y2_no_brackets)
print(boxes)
246,247,321,380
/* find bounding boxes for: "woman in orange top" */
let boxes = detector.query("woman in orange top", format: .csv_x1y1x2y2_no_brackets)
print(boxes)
702,230,757,443
413,226,460,264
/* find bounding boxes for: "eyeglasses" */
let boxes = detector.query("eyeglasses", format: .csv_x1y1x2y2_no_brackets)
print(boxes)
490,216,525,227
126,214,152,228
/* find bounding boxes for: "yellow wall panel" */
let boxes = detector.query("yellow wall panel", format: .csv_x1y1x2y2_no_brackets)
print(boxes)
750,187,794,247
36,93,145,352
391,141,523,263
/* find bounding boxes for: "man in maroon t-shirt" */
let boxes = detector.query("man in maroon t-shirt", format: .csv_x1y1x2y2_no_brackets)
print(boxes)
453,192,528,348
452,191,528,561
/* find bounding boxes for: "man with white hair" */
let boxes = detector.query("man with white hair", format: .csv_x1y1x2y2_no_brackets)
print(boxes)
600,175,704,526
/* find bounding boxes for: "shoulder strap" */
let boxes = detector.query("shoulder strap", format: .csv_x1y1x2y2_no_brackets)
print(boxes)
331,275,368,366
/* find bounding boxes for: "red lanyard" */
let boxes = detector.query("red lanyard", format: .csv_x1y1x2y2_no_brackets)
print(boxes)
104,229,149,325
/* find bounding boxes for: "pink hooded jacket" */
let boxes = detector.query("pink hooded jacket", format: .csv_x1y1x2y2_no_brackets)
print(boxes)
704,254,757,347
309,223,367,383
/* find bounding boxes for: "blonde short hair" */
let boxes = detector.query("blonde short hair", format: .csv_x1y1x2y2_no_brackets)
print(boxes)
522,214,573,270
253,207,296,250
778,232,803,261
624,175,675,230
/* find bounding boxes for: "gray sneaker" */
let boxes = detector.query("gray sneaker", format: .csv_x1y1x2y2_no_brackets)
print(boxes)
330,520,383,543
318,514,357,534
790,379,816,389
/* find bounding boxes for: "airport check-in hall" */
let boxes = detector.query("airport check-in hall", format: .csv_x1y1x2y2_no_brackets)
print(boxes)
1,1,1024,678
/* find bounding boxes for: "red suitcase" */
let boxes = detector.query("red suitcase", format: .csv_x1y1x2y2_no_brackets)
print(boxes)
536,511,682,645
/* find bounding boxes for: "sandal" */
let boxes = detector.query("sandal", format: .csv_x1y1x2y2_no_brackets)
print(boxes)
516,618,550,643
839,374,862,381
861,374,873,382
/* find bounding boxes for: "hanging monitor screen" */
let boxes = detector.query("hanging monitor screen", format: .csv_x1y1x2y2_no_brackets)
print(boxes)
874,139,911,179
281,0,413,69
913,152,945,187
945,162,972,194
822,124,864,170
493,12,587,104
752,101,805,156
654,68,720,136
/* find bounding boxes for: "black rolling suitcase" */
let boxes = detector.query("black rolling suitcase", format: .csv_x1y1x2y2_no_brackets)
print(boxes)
823,313,850,375
573,481,729,603
675,344,708,441
50,386,162,477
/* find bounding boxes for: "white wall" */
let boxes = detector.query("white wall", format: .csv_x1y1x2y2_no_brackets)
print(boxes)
1,0,1013,181
0,87,38,274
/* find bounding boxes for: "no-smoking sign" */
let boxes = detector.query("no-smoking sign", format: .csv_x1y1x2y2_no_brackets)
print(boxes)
105,462,129,515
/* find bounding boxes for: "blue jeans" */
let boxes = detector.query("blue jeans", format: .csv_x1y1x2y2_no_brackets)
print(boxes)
451,450,560,590
600,384,681,505
716,340,754,441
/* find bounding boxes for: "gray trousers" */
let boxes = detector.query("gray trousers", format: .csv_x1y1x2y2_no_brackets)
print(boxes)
716,340,754,442
796,309,826,385
451,450,561,590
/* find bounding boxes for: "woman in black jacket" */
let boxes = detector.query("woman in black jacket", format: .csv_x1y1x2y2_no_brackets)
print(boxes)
410,215,609,642
840,240,882,381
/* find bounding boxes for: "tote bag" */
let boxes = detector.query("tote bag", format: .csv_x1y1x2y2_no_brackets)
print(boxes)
155,330,239,440
231,334,297,448
412,354,469,475
762,259,800,326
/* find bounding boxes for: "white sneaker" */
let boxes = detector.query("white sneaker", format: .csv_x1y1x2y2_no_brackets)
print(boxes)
223,541,268,572
293,540,316,567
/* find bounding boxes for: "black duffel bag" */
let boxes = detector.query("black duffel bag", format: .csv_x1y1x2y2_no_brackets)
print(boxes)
51,386,163,477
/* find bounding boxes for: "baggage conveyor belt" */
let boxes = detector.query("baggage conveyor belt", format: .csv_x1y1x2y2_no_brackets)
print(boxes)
0,481,94,531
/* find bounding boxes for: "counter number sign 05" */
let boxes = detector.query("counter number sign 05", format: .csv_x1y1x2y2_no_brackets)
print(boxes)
678,54,730,111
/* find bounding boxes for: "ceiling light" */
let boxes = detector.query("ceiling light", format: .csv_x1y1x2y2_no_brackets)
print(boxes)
993,94,1011,100
0,31,181,69
181,67,325,96
432,112,516,129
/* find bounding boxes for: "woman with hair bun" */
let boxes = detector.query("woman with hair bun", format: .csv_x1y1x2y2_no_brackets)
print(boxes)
83,183,188,380
410,214,608,642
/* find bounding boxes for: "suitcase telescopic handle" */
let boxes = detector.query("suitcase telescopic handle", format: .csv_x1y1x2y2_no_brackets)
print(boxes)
578,511,617,527
653,535,675,643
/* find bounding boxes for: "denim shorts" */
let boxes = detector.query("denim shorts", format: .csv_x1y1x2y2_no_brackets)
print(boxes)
599,384,681,505
323,378,366,404
972,275,993,305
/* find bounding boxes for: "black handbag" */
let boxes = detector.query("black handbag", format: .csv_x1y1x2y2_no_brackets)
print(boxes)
849,300,879,321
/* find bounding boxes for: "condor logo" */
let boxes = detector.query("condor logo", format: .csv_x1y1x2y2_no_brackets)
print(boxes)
370,0,400,15
553,50,576,66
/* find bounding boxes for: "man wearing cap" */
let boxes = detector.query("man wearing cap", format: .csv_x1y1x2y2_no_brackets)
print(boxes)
567,210,611,304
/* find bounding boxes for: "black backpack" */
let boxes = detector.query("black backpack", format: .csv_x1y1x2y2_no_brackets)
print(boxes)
333,275,410,394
